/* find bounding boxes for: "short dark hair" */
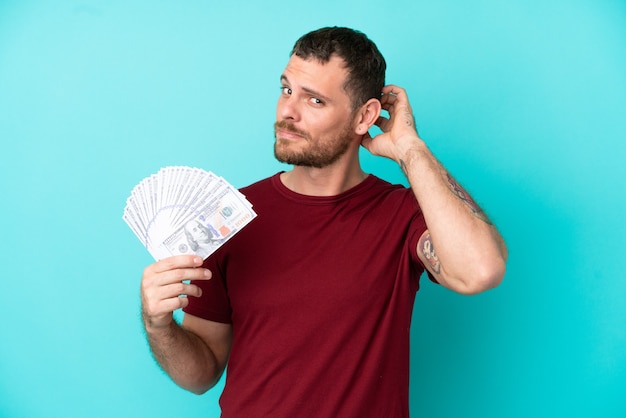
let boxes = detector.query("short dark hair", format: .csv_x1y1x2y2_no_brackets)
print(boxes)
290,27,386,109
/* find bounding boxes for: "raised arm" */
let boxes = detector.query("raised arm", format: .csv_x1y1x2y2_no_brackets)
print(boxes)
361,85,507,294
141,255,232,393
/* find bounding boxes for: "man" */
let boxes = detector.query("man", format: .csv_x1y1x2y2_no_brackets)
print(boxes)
140,27,507,417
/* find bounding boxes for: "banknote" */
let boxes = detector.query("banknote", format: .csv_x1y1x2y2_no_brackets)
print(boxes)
123,166,256,260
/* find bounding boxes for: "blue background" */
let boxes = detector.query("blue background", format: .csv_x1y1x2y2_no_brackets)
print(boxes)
1,0,625,417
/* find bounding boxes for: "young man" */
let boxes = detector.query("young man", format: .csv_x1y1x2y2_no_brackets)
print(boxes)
140,27,507,417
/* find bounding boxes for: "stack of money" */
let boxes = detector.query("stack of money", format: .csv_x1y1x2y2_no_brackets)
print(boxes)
123,166,257,260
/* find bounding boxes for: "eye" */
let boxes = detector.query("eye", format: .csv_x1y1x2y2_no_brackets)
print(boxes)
310,97,322,105
281,86,292,96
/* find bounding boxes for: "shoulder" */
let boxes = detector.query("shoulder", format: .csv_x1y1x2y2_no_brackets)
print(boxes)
365,175,420,209
238,173,281,200
364,174,409,193
240,173,279,193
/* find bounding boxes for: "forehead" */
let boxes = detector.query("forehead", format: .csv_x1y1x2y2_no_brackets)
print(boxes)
282,54,350,97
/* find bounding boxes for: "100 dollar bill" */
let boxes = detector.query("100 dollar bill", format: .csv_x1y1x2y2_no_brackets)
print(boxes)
149,185,256,260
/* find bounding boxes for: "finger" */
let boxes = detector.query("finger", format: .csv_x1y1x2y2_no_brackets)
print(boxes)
380,99,395,113
361,132,373,149
151,255,204,274
374,115,390,130
146,295,191,318
142,282,204,318
381,85,412,110
142,265,212,299
156,281,205,300
158,265,213,286
160,295,192,313
381,84,405,96
379,92,397,107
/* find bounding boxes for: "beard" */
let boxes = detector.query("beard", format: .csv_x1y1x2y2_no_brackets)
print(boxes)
273,120,354,168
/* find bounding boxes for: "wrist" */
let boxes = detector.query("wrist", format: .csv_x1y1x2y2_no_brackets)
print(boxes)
394,135,427,166
143,311,175,334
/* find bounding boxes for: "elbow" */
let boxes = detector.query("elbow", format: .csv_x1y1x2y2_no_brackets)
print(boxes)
453,256,507,295
183,378,219,396
179,368,225,396
439,234,508,295
471,258,506,294
189,386,211,396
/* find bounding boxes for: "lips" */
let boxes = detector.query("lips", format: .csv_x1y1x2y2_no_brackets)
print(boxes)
276,129,306,141
274,122,309,141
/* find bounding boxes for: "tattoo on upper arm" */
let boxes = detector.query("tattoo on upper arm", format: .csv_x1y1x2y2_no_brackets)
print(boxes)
419,232,441,275
446,173,492,225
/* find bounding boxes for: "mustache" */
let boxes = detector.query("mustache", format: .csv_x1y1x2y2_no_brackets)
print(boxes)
274,121,310,140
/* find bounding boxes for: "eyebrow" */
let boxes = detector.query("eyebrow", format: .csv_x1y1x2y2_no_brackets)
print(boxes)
280,74,333,103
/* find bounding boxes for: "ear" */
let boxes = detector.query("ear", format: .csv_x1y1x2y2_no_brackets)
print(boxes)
353,98,382,136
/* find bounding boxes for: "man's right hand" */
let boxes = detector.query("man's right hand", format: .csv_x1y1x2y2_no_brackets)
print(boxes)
140,255,212,330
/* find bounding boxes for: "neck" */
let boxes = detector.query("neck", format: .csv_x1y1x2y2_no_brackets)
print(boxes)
280,149,367,196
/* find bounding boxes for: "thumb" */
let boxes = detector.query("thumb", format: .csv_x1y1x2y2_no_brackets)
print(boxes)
360,131,373,150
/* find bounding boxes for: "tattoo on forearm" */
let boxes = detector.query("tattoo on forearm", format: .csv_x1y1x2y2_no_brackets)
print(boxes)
419,232,441,275
446,173,492,225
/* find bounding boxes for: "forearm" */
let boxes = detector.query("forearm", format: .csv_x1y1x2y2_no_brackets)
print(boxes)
365,85,506,292
144,320,224,394
398,138,507,293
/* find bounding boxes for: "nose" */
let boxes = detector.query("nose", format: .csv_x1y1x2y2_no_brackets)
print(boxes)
277,95,299,122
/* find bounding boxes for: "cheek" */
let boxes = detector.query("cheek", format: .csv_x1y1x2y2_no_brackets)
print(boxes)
323,116,354,138
311,114,346,136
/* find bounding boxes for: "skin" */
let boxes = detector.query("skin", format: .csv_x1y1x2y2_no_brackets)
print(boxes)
141,255,230,394
140,53,508,394
273,55,378,196
362,84,507,293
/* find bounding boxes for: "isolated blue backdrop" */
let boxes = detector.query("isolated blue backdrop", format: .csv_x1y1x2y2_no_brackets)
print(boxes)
1,0,624,417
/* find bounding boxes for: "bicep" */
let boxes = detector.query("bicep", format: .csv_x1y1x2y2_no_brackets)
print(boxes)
182,313,232,371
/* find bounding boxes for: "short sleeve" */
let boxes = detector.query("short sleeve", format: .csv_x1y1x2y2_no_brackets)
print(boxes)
407,194,439,285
